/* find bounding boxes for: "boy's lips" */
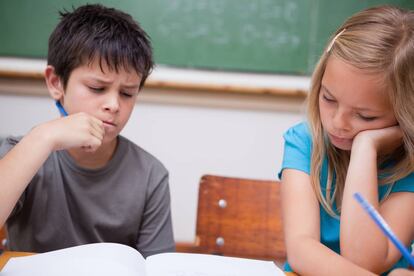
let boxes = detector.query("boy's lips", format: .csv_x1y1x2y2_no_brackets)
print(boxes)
103,121,117,128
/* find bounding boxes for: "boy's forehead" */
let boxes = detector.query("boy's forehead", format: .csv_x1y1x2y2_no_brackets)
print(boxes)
82,55,139,76
70,57,142,84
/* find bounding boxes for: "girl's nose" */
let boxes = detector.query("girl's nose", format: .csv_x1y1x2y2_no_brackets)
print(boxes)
332,108,350,132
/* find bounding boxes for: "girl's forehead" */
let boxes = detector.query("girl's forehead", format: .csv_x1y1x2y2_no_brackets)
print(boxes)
322,56,391,111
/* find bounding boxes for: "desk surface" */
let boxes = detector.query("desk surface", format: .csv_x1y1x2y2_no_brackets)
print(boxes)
0,251,297,275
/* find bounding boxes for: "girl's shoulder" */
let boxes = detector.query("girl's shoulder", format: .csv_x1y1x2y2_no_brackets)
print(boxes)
280,122,313,173
392,172,414,193
283,121,312,146
285,121,310,133
284,121,311,136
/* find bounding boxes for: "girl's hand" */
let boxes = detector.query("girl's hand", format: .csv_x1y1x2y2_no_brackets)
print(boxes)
352,125,403,156
33,112,105,152
389,268,414,276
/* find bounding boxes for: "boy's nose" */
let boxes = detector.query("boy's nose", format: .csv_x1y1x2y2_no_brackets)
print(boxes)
103,93,120,113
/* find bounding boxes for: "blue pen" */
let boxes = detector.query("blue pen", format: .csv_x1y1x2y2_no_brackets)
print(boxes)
55,100,68,117
353,192,414,267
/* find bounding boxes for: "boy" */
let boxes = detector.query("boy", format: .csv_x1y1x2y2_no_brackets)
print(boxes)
0,4,175,257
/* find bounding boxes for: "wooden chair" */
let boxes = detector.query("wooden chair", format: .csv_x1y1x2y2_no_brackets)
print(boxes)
0,226,6,250
176,174,286,265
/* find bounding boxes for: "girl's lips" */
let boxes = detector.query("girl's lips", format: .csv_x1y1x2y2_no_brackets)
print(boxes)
329,133,352,144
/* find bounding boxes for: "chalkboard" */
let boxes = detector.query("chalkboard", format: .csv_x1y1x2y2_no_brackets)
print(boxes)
0,0,413,74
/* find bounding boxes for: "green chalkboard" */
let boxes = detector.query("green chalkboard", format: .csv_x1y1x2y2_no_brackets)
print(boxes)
0,0,413,74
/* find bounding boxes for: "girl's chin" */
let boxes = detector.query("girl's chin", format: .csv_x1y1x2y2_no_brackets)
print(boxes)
328,134,353,151
330,140,352,151
333,144,352,151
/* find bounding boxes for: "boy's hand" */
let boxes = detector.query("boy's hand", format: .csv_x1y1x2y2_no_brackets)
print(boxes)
34,112,105,152
352,125,403,156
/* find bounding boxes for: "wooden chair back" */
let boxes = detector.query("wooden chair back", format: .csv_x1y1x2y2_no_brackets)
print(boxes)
0,226,6,250
193,174,286,263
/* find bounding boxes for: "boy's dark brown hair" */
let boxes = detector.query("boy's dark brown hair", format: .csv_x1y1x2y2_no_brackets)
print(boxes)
47,4,153,89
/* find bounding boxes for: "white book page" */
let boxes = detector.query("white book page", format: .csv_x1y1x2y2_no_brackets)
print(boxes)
146,253,284,276
1,243,146,276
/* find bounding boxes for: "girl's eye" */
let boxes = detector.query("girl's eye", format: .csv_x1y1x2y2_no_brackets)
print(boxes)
322,94,335,103
358,114,377,121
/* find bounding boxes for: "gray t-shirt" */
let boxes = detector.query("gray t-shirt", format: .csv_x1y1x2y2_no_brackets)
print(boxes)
0,135,175,257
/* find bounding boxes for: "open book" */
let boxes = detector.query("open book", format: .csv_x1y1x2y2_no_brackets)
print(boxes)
1,242,285,276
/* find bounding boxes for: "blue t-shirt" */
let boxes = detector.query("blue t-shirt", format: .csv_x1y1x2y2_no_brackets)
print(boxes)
279,122,414,273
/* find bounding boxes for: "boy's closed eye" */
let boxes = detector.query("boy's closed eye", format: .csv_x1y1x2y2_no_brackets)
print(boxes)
121,91,134,98
88,86,105,93
87,86,135,97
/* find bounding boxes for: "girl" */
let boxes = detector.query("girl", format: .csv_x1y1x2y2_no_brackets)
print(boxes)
280,5,414,275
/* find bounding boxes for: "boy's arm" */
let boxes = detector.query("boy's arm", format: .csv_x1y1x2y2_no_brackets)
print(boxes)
0,113,104,227
282,169,376,276
0,128,53,227
340,126,414,273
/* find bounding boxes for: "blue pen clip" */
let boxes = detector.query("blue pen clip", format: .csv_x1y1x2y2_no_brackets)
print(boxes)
353,192,414,267
55,100,68,117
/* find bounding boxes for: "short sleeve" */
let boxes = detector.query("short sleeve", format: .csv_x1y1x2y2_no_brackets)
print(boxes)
391,173,414,193
0,136,20,158
0,136,27,217
278,122,312,179
136,162,175,257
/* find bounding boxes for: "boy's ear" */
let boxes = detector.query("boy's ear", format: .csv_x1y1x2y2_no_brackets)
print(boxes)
44,65,64,100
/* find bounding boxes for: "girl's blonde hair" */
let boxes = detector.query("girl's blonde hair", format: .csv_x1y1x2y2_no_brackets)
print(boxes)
308,5,414,217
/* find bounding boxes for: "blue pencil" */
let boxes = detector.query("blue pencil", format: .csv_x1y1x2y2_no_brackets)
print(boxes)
55,100,68,117
353,192,414,267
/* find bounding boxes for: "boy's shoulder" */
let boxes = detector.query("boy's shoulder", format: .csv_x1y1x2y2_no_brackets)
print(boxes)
0,135,22,157
0,135,22,144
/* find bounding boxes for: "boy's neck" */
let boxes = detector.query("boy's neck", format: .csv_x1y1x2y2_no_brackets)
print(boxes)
66,138,118,169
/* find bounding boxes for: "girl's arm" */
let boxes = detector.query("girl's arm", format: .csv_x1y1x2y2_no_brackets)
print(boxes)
0,113,104,228
389,268,414,276
282,168,376,276
340,126,414,273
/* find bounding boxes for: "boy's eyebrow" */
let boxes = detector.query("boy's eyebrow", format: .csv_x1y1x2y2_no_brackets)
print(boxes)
88,77,112,85
88,78,140,89
122,84,140,89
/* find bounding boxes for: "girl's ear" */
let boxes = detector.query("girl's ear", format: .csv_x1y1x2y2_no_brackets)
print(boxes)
45,65,64,100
